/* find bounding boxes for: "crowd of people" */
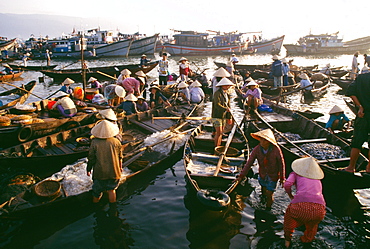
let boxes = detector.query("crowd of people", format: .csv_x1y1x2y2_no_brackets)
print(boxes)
26,51,369,248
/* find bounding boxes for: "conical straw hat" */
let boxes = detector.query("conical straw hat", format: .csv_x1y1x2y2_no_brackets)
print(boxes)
272,55,279,60
115,85,126,98
299,73,309,80
120,69,131,75
251,129,277,146
124,93,138,102
179,57,188,62
246,80,258,86
98,108,117,121
190,80,202,87
245,77,254,82
88,77,97,83
177,82,189,89
91,120,119,139
213,67,231,77
216,77,234,87
135,70,146,77
329,105,344,114
291,157,324,180
62,78,75,85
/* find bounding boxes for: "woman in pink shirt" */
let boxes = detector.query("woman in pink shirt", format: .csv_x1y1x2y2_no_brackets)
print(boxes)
243,80,262,109
284,157,326,248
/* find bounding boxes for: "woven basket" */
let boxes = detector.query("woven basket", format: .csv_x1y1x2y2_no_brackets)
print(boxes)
214,146,240,157
34,180,61,198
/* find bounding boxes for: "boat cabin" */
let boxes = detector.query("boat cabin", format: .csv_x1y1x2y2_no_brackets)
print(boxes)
46,37,87,53
173,31,209,47
298,32,344,48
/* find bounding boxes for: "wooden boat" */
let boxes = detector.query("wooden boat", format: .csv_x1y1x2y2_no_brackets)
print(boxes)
284,32,370,55
0,97,97,148
332,78,352,91
246,35,285,54
95,34,159,57
214,61,271,72
0,38,17,51
0,71,23,81
302,79,330,101
0,103,199,218
0,80,37,110
256,79,300,96
8,63,58,71
245,97,370,189
40,61,159,82
161,31,250,56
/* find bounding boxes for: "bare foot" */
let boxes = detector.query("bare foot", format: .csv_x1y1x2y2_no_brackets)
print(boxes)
285,240,291,248
338,167,355,173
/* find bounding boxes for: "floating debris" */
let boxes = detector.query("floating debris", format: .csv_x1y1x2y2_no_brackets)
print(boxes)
298,143,346,160
275,132,302,142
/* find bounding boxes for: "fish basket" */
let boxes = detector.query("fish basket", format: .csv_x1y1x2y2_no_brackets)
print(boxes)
214,146,240,157
34,180,61,198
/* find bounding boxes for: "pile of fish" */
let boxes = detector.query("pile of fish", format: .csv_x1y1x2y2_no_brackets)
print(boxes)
275,132,302,142
142,129,189,155
298,143,346,160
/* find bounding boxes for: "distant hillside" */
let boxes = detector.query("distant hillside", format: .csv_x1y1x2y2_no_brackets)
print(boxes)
0,13,112,40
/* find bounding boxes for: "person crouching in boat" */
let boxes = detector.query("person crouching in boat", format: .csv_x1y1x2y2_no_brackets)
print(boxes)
283,157,326,248
189,80,205,104
149,86,171,109
235,129,285,210
104,84,126,106
243,80,262,110
136,96,149,112
88,77,103,93
116,93,138,115
60,78,74,95
176,81,191,105
87,120,123,206
51,92,77,117
212,78,234,147
325,105,351,134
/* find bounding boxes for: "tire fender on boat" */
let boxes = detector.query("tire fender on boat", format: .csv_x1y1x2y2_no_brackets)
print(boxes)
196,189,230,210
17,125,33,143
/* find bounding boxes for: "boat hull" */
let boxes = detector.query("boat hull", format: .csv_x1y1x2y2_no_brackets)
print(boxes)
247,35,285,54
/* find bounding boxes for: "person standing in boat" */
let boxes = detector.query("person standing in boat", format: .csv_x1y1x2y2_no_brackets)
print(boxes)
271,55,283,88
281,58,290,86
179,57,192,82
235,129,285,210
212,78,234,147
45,49,51,66
350,51,360,80
119,70,141,96
283,157,326,248
325,105,351,134
87,120,123,206
243,80,262,110
135,70,148,98
158,52,169,85
211,67,231,97
230,53,239,65
22,52,30,67
341,71,370,173
189,80,205,104
116,69,131,87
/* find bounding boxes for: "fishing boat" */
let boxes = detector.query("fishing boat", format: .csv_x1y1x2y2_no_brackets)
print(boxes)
0,71,23,81
284,32,370,55
161,31,249,56
8,63,58,71
0,38,17,51
0,103,200,218
332,78,352,91
246,35,285,54
0,80,36,110
244,97,370,189
0,97,97,148
183,110,248,210
95,34,159,57
214,61,271,72
40,61,159,82
301,79,330,101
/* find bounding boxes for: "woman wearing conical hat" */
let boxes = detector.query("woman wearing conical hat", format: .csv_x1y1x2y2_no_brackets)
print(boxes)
179,57,192,82
283,157,326,247
243,80,262,110
118,69,141,96
211,67,231,97
116,68,131,86
116,93,138,115
87,120,123,205
325,105,350,133
236,129,285,210
189,80,205,104
212,78,234,147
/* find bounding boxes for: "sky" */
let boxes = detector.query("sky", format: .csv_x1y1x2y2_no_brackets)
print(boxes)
1,0,369,43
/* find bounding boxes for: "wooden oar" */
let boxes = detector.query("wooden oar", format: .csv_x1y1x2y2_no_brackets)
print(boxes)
45,89,61,99
1,81,43,100
96,71,117,80
213,121,238,176
152,116,211,120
